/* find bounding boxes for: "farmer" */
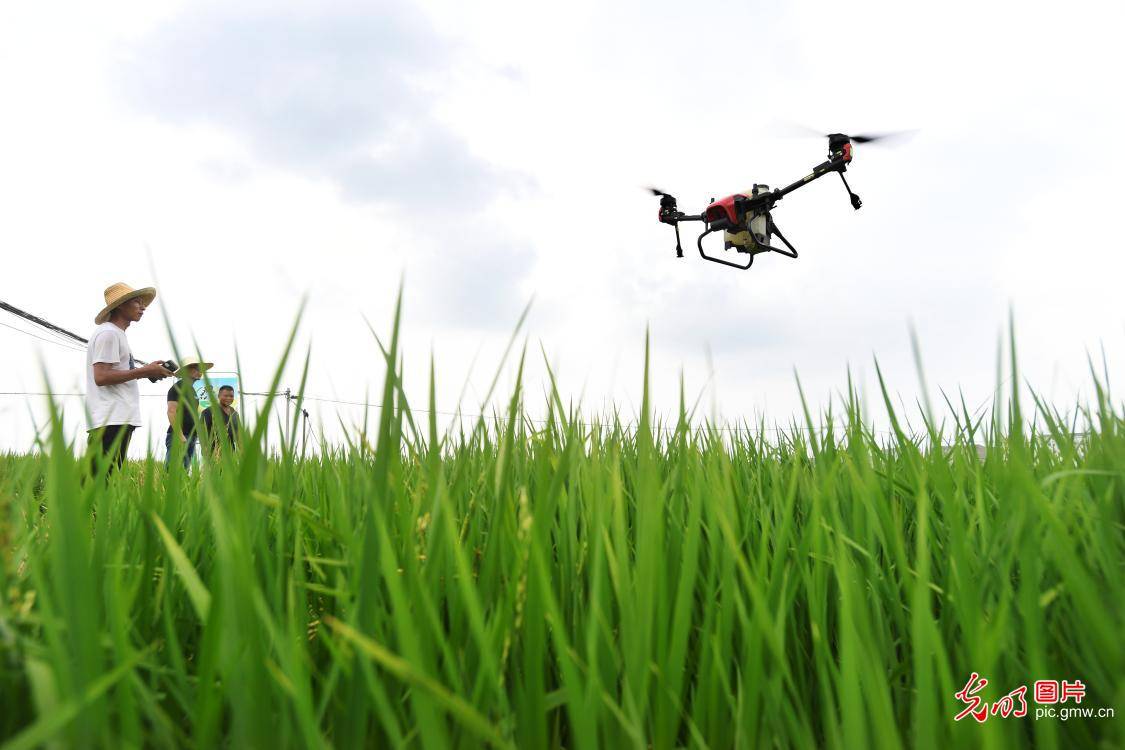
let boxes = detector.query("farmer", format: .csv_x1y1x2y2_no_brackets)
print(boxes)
86,283,173,472
201,384,242,454
165,357,212,469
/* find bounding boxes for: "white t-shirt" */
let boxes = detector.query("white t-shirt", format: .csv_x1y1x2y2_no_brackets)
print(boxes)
85,322,142,429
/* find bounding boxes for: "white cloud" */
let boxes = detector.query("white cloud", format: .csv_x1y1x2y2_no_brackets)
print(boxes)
119,1,524,210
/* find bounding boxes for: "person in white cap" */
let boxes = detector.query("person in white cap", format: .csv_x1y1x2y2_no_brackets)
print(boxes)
87,282,174,472
165,357,213,469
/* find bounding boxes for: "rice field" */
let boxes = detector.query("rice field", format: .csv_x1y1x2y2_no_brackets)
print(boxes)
1,312,1122,748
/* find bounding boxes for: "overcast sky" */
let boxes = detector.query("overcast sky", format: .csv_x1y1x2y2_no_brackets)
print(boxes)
2,0,1123,452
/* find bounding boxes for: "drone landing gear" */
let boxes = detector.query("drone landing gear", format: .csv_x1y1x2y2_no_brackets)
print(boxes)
766,220,799,258
838,172,862,210
696,226,754,269
693,218,799,270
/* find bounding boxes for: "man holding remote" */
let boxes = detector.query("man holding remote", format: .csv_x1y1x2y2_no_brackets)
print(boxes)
86,282,173,472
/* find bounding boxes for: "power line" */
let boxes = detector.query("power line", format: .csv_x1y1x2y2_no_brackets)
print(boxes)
0,300,87,345
0,320,86,352
0,298,170,366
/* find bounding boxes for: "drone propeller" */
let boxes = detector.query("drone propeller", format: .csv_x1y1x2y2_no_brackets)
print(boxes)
645,186,680,213
834,130,916,145
773,122,915,146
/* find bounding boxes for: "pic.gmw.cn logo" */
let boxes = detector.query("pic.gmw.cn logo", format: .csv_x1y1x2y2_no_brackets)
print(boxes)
954,673,1115,722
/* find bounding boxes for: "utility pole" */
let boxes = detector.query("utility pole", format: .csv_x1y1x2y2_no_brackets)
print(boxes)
302,409,310,458
284,387,291,447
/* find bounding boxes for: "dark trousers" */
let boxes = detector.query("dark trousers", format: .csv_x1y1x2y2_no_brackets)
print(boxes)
88,424,136,475
165,431,198,469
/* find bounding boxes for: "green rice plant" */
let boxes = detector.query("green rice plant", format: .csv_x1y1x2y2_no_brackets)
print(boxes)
0,303,1122,748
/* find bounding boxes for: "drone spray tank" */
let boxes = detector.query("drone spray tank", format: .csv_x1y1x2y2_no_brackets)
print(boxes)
719,184,772,253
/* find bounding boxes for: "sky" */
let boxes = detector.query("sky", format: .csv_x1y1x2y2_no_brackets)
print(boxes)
1,0,1123,453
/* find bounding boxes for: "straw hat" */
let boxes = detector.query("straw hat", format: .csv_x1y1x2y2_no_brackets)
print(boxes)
175,357,214,377
94,282,157,324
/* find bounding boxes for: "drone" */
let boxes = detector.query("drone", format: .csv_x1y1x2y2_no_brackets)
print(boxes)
649,131,904,270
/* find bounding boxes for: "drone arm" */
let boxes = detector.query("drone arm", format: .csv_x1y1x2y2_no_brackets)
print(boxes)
772,156,848,202
660,212,703,224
